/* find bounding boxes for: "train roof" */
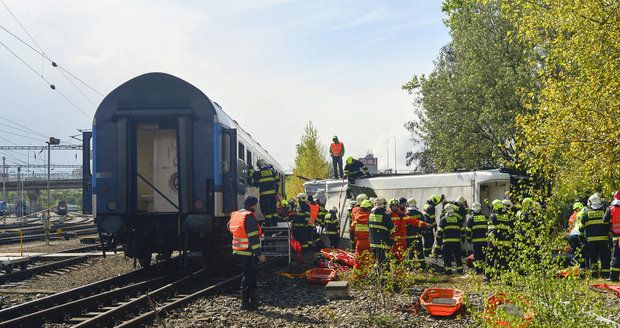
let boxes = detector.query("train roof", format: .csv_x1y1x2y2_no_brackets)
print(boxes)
212,103,283,173
94,72,283,172
304,169,511,190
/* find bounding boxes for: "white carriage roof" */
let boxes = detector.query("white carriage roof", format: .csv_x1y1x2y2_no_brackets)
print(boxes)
212,103,284,172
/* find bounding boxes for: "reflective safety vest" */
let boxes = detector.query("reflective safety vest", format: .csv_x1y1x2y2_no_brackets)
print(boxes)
611,206,620,235
330,142,344,157
352,211,370,240
308,203,319,226
228,210,263,254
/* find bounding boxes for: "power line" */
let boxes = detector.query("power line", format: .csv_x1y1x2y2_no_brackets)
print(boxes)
0,114,49,138
0,0,44,54
0,23,104,98
0,121,46,138
0,128,43,142
0,40,90,119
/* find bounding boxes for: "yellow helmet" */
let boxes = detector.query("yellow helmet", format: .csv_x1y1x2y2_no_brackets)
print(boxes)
361,200,373,209
492,199,504,211
346,156,354,165
429,194,441,205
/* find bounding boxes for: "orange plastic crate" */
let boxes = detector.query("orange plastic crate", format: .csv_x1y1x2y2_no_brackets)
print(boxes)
419,288,464,317
484,293,534,328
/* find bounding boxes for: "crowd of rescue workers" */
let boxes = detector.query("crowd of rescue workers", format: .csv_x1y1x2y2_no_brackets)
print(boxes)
226,135,620,311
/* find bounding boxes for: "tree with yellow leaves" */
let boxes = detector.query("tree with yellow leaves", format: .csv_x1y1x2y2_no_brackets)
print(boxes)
285,122,331,197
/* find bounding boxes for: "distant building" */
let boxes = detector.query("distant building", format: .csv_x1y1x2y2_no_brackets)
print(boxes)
359,154,378,175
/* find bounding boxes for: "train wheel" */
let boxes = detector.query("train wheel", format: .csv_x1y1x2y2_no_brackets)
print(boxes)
138,254,152,268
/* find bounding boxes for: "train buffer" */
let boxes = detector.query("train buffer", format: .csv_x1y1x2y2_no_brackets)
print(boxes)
261,223,292,263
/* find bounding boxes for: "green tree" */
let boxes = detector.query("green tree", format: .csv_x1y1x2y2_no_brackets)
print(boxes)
403,0,536,172
286,122,331,197
499,0,620,200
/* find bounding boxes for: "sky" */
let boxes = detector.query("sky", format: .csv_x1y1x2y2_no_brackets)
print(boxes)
0,0,450,174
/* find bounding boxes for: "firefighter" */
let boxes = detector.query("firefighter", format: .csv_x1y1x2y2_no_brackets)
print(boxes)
465,202,488,274
579,193,610,278
388,198,407,260
353,194,368,219
316,198,328,249
292,193,311,253
250,159,280,226
227,195,266,310
307,195,321,250
347,201,358,251
405,198,431,269
320,206,340,248
423,194,443,257
488,199,514,275
351,200,372,267
369,197,395,276
606,190,620,281
436,203,465,274
567,202,587,268
343,156,370,199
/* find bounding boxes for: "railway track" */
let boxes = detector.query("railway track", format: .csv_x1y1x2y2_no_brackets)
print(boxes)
0,245,103,285
0,224,98,245
0,256,286,327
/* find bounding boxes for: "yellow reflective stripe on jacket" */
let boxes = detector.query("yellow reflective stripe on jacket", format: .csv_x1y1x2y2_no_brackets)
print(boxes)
370,243,391,250
233,250,253,256
247,231,259,237
472,237,487,243
472,225,487,230
369,224,388,231
323,231,339,235
495,224,511,230
443,238,461,243
258,177,276,183
443,226,462,230
355,224,369,232
584,219,605,227
261,190,276,195
587,236,609,242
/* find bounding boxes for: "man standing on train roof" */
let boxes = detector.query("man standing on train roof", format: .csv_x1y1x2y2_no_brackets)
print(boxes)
227,195,266,310
250,159,280,227
343,156,370,199
329,136,345,179
423,194,444,257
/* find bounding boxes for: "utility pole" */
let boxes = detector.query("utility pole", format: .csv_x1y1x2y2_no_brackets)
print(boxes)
386,140,390,174
46,137,60,246
2,156,5,202
393,136,397,174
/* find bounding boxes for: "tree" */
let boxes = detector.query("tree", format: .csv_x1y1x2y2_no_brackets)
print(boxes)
500,0,620,200
285,122,331,197
403,0,536,172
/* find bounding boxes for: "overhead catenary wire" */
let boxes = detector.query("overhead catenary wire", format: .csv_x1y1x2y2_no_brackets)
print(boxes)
0,114,48,138
0,23,104,98
0,121,46,138
0,40,90,119
0,128,44,142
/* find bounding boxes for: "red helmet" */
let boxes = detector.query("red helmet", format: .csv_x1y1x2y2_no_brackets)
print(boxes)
614,189,620,201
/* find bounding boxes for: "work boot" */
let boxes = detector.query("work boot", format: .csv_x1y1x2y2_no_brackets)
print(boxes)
249,289,261,308
240,291,256,311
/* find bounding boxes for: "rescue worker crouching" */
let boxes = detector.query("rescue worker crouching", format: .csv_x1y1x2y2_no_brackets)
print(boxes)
465,202,488,274
322,206,341,248
436,203,465,274
343,156,370,199
227,195,266,310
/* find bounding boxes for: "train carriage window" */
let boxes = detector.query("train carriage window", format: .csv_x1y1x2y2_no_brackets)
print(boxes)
238,143,245,161
222,134,231,174
246,150,253,166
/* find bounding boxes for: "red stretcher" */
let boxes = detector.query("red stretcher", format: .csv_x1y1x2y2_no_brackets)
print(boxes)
592,283,620,298
320,248,357,267
306,268,337,284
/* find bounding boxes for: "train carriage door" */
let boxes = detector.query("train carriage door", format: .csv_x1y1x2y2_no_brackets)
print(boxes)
221,128,238,213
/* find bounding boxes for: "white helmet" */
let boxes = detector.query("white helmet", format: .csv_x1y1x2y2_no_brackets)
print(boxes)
331,206,338,212
374,197,387,208
407,198,417,208
297,193,307,201
471,202,482,212
588,193,602,207
257,158,266,167
369,197,376,204
444,203,455,213
356,193,368,203
502,199,513,209
457,195,467,206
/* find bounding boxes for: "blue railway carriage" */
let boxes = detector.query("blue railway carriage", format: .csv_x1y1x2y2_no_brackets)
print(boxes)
85,72,284,267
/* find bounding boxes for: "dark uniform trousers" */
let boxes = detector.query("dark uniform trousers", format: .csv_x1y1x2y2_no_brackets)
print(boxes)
422,231,434,257
611,238,620,281
259,193,278,226
292,224,308,252
236,254,257,295
588,240,611,278
406,236,426,269
472,242,487,274
442,242,463,274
